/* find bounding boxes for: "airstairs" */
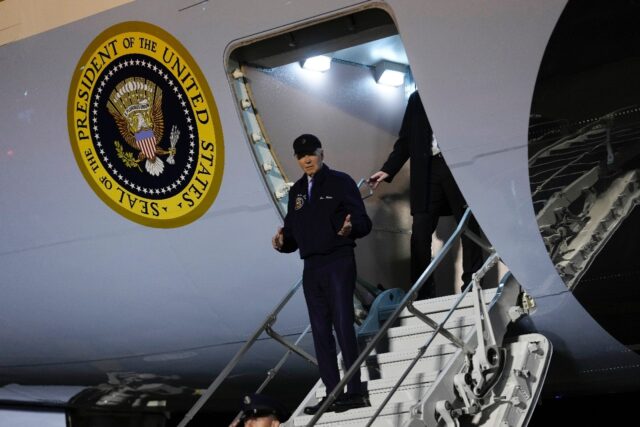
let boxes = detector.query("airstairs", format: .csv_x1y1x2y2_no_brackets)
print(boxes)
177,209,552,427
289,292,503,426
174,67,559,427
286,267,550,427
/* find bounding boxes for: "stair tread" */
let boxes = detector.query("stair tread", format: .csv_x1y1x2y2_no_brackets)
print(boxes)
384,320,473,339
395,306,476,327
289,288,502,426
293,401,415,426
317,371,438,397
398,288,497,319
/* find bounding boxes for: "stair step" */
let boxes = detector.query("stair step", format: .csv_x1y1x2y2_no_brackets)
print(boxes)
317,371,438,406
357,324,473,355
292,401,415,427
287,288,501,427
395,306,476,328
385,320,472,341
342,342,460,382
398,288,497,320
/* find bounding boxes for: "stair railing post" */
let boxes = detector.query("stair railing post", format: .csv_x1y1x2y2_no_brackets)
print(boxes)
177,278,303,427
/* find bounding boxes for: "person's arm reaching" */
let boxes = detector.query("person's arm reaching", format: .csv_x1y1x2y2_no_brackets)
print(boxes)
368,91,418,187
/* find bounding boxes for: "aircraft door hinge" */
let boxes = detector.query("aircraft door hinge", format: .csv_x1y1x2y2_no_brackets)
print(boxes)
231,68,245,79
275,182,293,199
509,291,536,321
521,292,536,312
469,255,506,398
513,369,532,400
435,400,460,427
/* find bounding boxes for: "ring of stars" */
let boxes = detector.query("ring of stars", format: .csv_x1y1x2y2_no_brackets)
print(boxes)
90,57,197,197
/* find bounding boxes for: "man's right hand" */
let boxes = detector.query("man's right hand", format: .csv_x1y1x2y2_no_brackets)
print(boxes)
368,171,389,190
272,227,284,251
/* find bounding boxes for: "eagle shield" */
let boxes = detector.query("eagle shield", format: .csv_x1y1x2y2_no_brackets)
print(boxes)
107,77,169,176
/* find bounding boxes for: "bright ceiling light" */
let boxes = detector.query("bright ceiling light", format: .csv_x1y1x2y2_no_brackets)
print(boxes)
378,69,405,87
374,60,407,87
302,55,332,72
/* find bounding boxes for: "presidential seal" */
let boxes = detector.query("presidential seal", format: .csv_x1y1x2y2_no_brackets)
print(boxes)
68,22,224,227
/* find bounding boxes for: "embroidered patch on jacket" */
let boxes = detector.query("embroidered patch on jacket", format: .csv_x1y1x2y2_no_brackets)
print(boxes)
295,195,305,210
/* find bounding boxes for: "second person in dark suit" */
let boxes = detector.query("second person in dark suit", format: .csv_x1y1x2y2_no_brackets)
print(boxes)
369,91,483,298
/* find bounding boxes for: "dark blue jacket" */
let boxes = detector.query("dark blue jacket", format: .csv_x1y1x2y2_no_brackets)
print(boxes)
279,164,371,264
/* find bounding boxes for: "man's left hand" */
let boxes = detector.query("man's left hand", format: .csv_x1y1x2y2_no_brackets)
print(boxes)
337,214,352,237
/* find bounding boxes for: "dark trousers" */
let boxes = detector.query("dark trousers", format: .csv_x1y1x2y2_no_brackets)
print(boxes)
303,255,362,396
412,155,484,299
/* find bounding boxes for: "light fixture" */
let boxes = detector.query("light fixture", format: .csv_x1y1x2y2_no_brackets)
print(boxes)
302,55,332,72
374,60,407,87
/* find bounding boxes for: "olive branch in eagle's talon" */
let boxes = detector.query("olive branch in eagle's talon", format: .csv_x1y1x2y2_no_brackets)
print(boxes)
115,140,143,172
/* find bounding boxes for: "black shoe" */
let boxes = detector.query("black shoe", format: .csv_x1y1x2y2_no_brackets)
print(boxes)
332,393,371,413
304,397,337,415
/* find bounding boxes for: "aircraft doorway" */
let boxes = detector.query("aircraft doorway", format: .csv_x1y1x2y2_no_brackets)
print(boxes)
226,6,494,298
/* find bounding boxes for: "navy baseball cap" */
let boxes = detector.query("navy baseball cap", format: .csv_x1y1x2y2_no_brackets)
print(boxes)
240,393,287,421
293,134,322,156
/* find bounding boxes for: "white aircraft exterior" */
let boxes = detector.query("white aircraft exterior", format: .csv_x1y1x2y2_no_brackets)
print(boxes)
1,0,638,425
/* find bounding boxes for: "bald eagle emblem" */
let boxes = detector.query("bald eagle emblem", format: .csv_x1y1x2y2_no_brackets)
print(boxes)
107,77,179,176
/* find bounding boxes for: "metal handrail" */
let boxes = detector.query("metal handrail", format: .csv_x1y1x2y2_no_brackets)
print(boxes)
364,252,500,426
357,178,374,200
177,278,309,427
306,208,474,426
528,104,638,165
531,142,605,198
406,301,473,354
266,320,317,365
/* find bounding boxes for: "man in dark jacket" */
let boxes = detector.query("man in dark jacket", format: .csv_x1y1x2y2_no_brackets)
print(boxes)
369,91,483,298
272,134,371,414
